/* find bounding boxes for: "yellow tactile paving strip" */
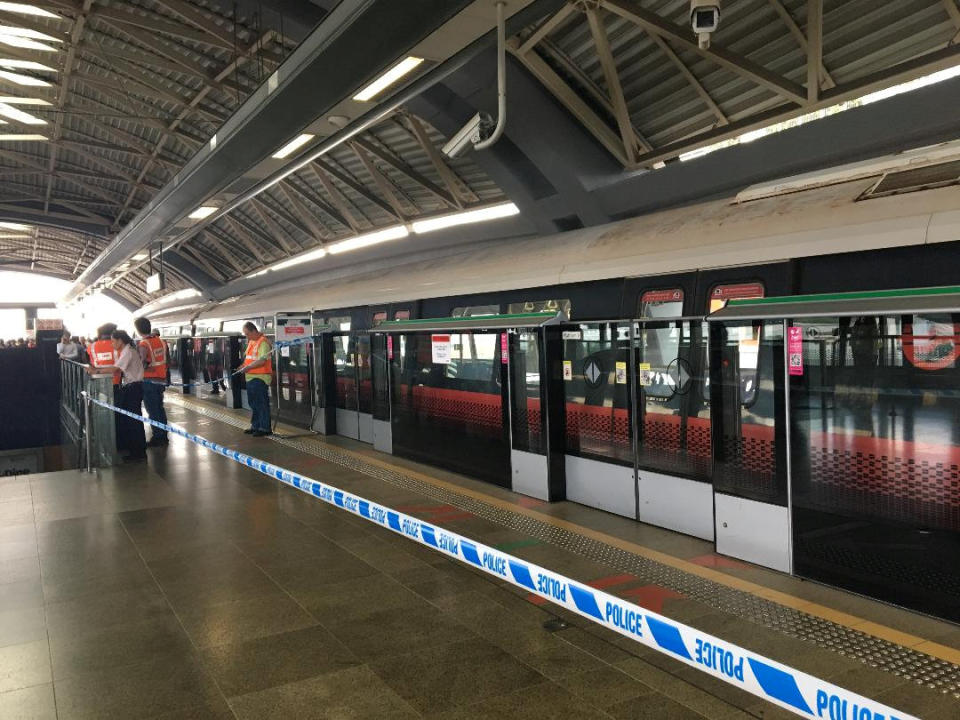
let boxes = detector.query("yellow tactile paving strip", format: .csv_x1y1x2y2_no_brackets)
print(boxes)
171,396,960,668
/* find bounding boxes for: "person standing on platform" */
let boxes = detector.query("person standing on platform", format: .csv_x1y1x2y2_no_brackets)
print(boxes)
87,330,146,462
240,322,273,436
134,317,169,447
57,330,78,361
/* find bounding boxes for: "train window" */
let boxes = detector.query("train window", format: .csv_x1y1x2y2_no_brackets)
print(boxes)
903,314,960,370
507,299,571,318
372,311,387,325
452,305,498,318
509,330,544,455
708,282,764,313
445,333,498,380
639,289,684,318
394,310,410,320
325,316,351,332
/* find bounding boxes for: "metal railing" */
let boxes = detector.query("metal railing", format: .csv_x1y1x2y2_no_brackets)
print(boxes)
59,359,120,471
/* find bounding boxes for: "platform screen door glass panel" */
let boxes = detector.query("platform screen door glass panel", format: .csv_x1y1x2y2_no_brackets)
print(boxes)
390,331,510,487
509,330,544,454
278,338,313,427
789,315,960,622
709,321,786,504
333,333,357,412
563,322,633,465
635,320,710,480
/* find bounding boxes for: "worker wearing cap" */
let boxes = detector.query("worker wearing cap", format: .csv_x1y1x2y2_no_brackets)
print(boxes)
240,322,273,436
134,317,169,447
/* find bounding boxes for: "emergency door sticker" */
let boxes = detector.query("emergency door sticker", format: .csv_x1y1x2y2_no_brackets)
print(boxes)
615,361,627,384
563,360,573,381
562,330,582,340
281,346,291,357
501,333,509,364
638,362,652,387
787,326,803,376
431,335,452,364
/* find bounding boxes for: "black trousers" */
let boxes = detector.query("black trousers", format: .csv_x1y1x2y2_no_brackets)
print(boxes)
118,382,146,457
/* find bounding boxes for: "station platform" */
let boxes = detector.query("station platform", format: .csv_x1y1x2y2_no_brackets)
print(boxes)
2,395,958,719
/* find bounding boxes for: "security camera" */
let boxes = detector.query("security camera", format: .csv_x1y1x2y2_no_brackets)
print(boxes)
690,0,720,50
441,112,493,158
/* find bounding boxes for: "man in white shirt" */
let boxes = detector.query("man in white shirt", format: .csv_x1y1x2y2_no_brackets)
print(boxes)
57,331,78,360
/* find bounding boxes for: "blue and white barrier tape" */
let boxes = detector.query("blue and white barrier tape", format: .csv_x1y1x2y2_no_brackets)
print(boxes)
85,394,917,720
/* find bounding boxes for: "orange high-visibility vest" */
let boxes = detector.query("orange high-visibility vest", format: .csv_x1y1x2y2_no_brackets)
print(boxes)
244,335,273,376
90,339,120,385
139,336,168,380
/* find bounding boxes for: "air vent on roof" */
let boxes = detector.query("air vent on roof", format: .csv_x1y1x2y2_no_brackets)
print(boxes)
860,159,960,199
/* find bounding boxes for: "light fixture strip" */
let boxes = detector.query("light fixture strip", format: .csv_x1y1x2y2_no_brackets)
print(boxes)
272,133,314,159
188,205,218,220
0,69,52,86
352,56,423,102
0,102,45,124
411,202,520,234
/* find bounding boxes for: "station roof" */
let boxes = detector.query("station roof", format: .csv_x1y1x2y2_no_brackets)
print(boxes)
0,0,956,309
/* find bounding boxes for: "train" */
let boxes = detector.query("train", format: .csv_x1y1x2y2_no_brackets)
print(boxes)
150,144,960,623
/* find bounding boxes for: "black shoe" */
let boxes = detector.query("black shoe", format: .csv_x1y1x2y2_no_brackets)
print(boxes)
146,437,168,448
251,430,271,437
244,429,254,435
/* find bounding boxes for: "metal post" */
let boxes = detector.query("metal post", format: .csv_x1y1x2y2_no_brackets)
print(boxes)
82,390,93,473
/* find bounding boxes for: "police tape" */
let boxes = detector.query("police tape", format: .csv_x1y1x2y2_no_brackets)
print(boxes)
84,394,917,720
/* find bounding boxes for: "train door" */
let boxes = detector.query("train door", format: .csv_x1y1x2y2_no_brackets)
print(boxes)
560,320,635,516
275,314,313,428
332,330,360,440
633,312,714,539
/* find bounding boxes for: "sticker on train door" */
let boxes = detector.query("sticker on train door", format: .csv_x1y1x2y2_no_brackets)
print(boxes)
501,333,509,364
431,335,452,364
387,335,394,360
615,361,627,384
638,362,652,386
562,360,572,381
788,326,803,376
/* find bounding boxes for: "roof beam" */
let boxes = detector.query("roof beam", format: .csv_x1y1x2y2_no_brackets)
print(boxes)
943,0,960,29
275,183,329,240
352,136,459,209
350,142,415,220
643,32,728,126
508,37,632,167
806,0,822,104
585,6,643,163
518,3,574,55
45,0,92,214
601,0,807,105
281,177,353,233
766,0,834,90
313,158,400,221
305,165,364,233
153,0,241,49
403,113,478,207
93,5,234,51
245,200,299,256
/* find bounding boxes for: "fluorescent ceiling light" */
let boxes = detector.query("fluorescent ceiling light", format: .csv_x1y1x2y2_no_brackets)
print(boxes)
188,205,217,219
0,70,51,86
328,225,408,254
0,59,55,72
0,96,49,105
0,221,29,230
412,202,519,234
0,133,45,140
0,26,62,42
131,252,148,261
272,133,314,159
352,56,423,102
0,102,44,124
0,232,30,238
269,246,327,272
0,36,57,51
0,4,59,18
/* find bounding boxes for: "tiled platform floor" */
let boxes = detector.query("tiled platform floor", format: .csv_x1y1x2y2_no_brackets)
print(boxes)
0,400,957,719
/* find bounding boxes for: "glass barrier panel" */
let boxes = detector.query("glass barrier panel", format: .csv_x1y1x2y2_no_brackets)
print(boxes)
789,314,960,621
635,320,711,480
390,331,510,486
371,335,390,421
357,334,373,415
709,320,785,504
509,330,544,455
333,334,357,411
562,322,633,465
